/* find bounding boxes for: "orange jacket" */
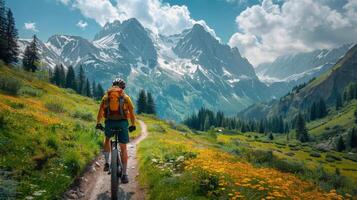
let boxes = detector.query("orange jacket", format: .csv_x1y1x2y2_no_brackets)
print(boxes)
96,86,136,125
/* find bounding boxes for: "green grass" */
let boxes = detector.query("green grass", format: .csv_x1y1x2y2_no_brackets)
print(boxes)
308,100,357,138
138,116,206,200
138,115,357,199
0,66,102,199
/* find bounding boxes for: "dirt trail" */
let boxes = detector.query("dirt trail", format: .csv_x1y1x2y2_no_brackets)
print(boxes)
64,120,148,200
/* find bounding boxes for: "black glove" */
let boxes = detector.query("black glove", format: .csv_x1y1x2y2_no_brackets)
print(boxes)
129,125,136,132
96,123,104,131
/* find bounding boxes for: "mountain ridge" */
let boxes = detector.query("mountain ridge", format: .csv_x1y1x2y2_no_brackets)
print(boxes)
18,18,273,121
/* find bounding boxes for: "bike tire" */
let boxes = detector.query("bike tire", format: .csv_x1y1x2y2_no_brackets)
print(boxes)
111,149,119,200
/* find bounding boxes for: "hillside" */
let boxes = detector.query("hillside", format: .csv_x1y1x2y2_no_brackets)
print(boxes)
240,44,357,120
0,65,137,199
137,115,356,199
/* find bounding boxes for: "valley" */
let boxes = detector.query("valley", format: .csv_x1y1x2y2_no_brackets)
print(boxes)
1,0,357,199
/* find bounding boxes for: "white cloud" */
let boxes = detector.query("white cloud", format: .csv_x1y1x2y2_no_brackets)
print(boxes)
77,20,88,30
229,0,357,66
59,0,219,39
57,0,71,5
24,22,39,32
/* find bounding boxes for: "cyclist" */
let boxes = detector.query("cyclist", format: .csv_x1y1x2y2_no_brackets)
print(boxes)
96,78,136,184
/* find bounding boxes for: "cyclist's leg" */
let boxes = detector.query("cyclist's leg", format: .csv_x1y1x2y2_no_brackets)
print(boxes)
119,143,128,175
104,137,111,163
117,120,129,177
104,120,114,167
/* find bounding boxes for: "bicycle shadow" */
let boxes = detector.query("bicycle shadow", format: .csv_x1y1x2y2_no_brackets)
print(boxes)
95,187,135,200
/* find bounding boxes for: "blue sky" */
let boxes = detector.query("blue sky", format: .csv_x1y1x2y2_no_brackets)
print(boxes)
6,0,357,65
8,0,259,43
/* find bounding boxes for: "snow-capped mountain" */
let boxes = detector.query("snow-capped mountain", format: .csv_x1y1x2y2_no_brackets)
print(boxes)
18,18,273,120
256,44,353,97
257,44,352,80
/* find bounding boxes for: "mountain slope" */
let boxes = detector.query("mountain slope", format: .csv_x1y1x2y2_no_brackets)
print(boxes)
19,18,273,120
240,44,357,120
257,44,352,80
257,44,353,98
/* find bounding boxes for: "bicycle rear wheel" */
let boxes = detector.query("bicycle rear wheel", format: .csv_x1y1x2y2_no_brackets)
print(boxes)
111,149,119,200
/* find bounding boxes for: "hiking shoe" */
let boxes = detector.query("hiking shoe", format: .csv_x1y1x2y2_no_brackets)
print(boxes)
121,174,129,184
103,163,109,172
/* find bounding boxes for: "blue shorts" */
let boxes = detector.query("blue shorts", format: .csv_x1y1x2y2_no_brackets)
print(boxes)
104,119,129,144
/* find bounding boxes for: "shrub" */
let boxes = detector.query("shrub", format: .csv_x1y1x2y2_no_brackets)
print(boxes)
273,159,305,174
310,152,321,158
73,110,94,121
343,154,357,162
0,75,22,95
0,113,5,129
45,101,65,113
19,86,44,97
326,153,342,161
197,171,219,196
8,101,25,109
46,137,59,150
245,150,273,164
64,151,82,176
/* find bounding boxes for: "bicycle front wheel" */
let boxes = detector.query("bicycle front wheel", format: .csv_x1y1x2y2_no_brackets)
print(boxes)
111,149,119,200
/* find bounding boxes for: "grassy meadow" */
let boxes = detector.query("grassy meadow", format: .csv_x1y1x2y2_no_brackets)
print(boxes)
137,115,357,200
0,65,140,199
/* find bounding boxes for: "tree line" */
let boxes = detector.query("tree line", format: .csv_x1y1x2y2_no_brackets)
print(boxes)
309,98,328,121
183,107,290,134
0,0,19,65
136,89,156,115
50,64,105,100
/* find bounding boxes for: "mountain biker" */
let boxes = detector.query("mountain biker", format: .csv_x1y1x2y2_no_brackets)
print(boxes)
96,78,136,184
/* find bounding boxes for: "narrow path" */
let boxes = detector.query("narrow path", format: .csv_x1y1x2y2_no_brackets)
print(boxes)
64,120,148,200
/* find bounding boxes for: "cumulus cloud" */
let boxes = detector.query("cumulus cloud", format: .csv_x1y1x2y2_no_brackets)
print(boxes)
229,0,357,66
59,0,218,39
24,22,39,32
57,0,71,5
76,20,88,30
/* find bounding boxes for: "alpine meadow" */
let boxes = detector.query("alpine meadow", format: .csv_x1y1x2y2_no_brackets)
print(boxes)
1,0,357,200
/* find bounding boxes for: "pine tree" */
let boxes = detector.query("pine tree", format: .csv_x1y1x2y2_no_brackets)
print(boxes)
92,80,97,99
77,65,85,95
310,102,317,121
146,92,156,115
0,0,6,61
65,65,76,91
295,113,309,142
258,119,265,133
137,89,147,114
85,78,91,97
58,64,66,87
51,65,60,85
336,136,346,152
335,94,343,110
318,98,327,118
96,83,105,99
4,9,18,64
23,35,39,72
349,128,357,149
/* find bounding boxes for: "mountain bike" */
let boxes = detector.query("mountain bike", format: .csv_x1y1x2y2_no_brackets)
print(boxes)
97,126,123,200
